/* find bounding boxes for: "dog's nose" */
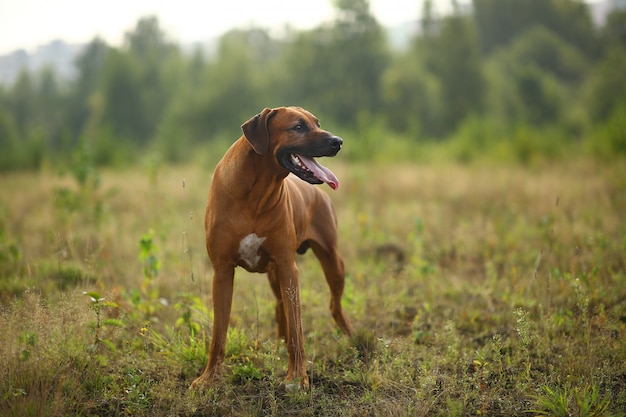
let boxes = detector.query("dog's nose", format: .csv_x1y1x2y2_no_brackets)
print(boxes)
329,136,343,151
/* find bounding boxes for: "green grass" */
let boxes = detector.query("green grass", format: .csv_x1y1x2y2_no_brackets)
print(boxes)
1,155,625,416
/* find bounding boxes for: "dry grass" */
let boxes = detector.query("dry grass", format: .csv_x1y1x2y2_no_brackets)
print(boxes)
1,156,625,416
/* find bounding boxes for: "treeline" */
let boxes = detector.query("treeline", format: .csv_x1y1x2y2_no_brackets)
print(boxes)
1,0,625,170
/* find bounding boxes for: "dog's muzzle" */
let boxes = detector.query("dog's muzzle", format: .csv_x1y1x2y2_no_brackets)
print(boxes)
277,136,343,190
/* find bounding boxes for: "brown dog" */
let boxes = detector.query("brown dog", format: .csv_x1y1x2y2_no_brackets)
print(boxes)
190,106,354,390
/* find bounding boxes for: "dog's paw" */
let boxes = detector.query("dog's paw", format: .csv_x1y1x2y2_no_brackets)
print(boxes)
283,382,300,393
280,376,310,392
189,375,215,391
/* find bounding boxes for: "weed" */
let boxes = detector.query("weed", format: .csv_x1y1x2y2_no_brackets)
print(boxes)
532,384,571,417
142,150,163,187
119,368,152,414
84,291,122,356
514,307,535,380
174,292,209,337
530,384,620,417
54,138,111,224
575,385,614,417
123,229,166,325
149,311,208,378
231,360,264,384
17,331,36,361
351,328,379,362
139,229,161,280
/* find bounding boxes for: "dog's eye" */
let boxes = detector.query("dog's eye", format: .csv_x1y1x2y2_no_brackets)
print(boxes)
293,124,304,131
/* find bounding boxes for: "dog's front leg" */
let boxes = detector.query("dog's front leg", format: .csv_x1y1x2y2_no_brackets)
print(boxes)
277,260,309,389
190,266,234,389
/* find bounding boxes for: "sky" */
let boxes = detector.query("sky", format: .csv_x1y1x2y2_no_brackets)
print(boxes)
0,0,455,55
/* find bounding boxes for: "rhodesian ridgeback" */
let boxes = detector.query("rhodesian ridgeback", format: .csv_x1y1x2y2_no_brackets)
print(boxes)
190,106,354,390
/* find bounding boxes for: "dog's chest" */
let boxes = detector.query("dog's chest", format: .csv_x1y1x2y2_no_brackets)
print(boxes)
238,233,267,270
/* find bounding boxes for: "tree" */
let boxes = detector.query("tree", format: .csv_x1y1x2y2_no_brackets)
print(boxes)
67,38,109,143
588,8,626,124
602,9,626,51
2,70,50,169
504,26,588,84
585,47,626,123
416,11,485,136
513,65,563,125
481,28,577,128
125,16,175,60
97,17,179,146
277,0,389,125
182,29,272,138
0,108,20,170
381,53,442,137
7,71,36,137
420,0,435,36
37,66,65,148
473,0,596,57
100,50,145,142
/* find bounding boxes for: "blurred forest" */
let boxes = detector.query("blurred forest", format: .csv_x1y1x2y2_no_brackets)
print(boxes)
1,0,625,171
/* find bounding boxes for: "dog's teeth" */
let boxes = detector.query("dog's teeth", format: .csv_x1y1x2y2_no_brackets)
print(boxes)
291,154,303,168
289,154,312,172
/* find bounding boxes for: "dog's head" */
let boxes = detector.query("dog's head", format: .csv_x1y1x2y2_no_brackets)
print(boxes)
241,106,343,190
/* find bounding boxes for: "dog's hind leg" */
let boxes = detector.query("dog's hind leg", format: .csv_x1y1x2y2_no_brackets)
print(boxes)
311,242,354,337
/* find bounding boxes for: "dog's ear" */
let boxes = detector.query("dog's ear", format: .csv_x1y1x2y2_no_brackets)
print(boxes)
241,108,277,154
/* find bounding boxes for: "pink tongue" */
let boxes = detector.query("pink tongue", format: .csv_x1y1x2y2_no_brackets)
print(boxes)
298,155,340,190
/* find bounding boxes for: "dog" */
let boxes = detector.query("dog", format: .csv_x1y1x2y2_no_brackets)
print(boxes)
190,106,354,390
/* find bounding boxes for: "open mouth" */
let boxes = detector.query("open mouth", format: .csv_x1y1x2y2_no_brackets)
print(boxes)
279,153,339,190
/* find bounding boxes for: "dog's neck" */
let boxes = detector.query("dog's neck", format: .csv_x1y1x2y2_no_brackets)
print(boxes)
216,137,290,213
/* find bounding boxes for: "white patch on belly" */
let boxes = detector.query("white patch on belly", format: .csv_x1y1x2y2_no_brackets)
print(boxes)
238,233,267,269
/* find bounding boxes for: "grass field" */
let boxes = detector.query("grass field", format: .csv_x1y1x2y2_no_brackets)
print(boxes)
1,154,625,416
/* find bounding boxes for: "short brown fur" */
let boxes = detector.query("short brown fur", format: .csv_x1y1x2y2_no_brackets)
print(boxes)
190,107,353,390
